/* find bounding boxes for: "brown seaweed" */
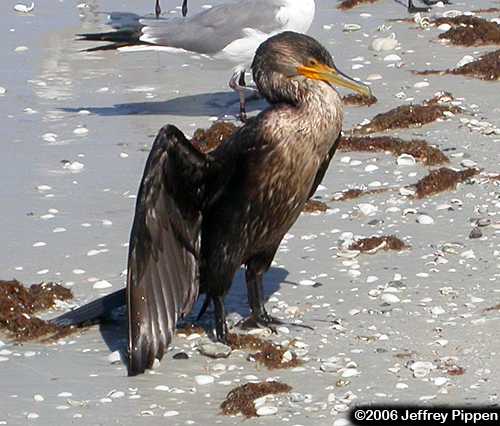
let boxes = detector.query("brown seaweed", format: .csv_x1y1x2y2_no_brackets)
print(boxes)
415,50,500,81
349,235,409,252
191,121,239,153
434,16,500,46
221,381,292,417
332,187,389,202
0,280,73,341
337,0,381,10
227,333,302,370
339,135,449,166
303,199,329,213
352,93,461,135
343,94,378,107
411,167,479,198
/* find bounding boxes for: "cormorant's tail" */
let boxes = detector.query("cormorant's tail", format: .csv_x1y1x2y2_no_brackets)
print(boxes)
77,30,147,52
50,289,126,327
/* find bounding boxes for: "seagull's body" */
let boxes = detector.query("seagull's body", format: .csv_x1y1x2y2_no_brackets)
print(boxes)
79,0,316,118
53,31,371,376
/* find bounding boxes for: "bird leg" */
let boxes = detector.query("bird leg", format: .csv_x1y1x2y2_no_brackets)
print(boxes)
213,296,229,343
407,0,430,13
229,70,248,122
155,0,161,18
182,0,188,17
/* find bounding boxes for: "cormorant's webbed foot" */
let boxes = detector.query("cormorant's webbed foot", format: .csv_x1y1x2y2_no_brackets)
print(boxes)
407,0,430,13
239,310,314,333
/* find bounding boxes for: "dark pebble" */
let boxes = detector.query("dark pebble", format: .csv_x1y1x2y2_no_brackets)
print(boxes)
173,352,189,360
469,227,483,239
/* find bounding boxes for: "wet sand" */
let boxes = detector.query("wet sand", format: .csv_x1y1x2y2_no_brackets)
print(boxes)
1,0,500,424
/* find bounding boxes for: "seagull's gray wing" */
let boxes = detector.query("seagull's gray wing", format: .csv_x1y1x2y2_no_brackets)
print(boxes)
127,125,219,376
139,0,284,53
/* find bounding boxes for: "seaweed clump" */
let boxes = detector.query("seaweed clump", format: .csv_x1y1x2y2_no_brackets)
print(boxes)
343,94,378,107
352,93,460,135
411,167,479,198
337,0,381,10
349,236,409,253
0,280,73,341
415,50,500,81
191,121,239,153
221,381,292,417
339,135,449,166
303,199,329,213
434,16,500,46
226,333,302,370
332,187,389,202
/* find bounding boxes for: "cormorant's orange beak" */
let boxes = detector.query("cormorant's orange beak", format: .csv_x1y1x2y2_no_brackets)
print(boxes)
297,62,373,98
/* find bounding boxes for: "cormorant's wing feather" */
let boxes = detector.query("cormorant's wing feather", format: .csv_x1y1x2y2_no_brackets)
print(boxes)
308,132,342,198
127,125,212,376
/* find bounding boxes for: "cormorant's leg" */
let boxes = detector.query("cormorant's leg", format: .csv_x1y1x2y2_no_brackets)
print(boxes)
407,0,430,13
229,70,248,122
182,0,188,17
242,252,314,332
213,296,228,343
196,294,212,321
155,0,161,18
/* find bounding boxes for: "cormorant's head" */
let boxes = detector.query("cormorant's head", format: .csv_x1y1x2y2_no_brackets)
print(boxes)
252,31,372,104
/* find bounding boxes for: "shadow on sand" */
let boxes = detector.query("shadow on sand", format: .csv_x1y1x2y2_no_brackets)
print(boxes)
98,266,290,359
62,91,267,118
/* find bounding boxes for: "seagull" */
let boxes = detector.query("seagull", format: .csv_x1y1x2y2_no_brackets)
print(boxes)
78,0,316,119
52,31,372,376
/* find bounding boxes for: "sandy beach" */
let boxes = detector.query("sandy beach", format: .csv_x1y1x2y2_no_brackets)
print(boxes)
1,0,500,424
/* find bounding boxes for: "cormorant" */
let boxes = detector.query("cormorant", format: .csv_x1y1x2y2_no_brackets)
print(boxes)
52,31,372,376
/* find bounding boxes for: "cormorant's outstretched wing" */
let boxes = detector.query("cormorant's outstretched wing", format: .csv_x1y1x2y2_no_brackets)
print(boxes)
308,132,342,198
127,125,214,376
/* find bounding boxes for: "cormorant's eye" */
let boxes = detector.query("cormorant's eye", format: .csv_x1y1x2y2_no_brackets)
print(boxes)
308,58,318,67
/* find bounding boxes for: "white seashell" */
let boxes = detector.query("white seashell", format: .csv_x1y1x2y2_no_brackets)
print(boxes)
194,375,214,385
442,10,463,18
0,87,6,95
358,203,378,216
461,159,476,168
14,2,34,13
456,55,475,68
62,161,84,172
371,34,398,52
343,23,361,32
33,394,44,402
93,280,112,289
366,74,383,81
341,368,360,378
434,377,448,386
437,23,451,32
430,306,445,316
14,46,29,52
73,127,88,135
399,187,416,196
337,249,360,259
108,351,121,364
198,342,232,359
381,293,400,304
414,81,429,88
256,406,278,416
417,214,434,225
397,154,416,166
364,164,378,172
383,54,401,62
298,279,317,286
163,411,179,417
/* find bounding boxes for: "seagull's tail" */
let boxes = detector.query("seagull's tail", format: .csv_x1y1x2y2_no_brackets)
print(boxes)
50,288,126,326
77,30,147,52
